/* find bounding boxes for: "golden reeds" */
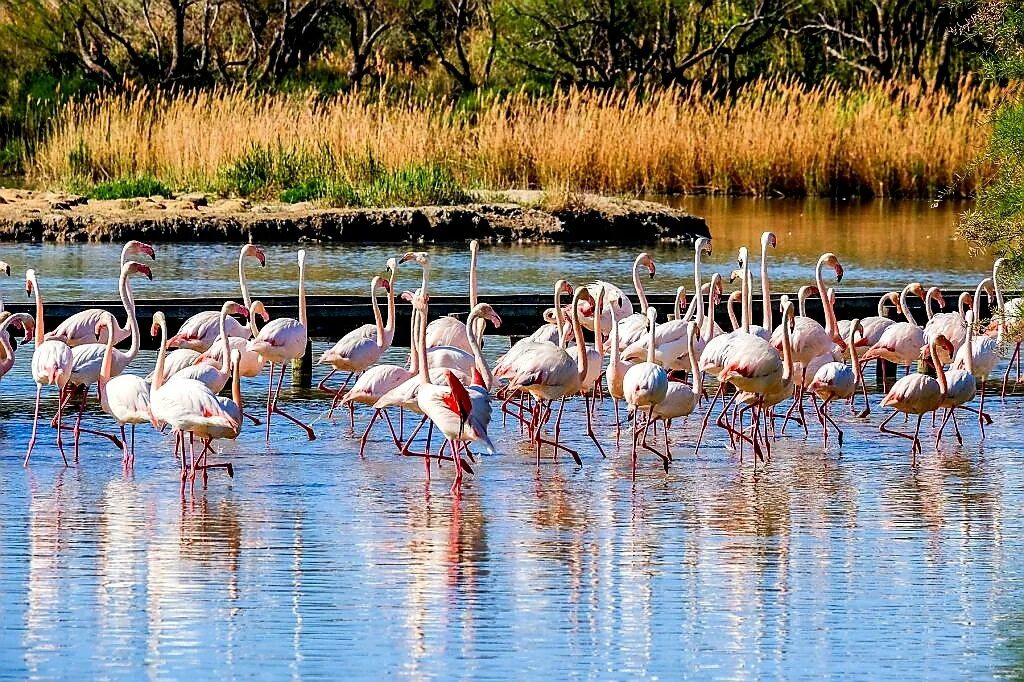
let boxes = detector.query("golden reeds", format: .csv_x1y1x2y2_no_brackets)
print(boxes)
30,79,995,198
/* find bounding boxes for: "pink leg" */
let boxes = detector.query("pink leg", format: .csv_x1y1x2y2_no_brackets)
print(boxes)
265,363,275,443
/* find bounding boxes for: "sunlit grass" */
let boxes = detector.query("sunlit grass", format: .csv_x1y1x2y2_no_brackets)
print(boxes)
29,79,995,201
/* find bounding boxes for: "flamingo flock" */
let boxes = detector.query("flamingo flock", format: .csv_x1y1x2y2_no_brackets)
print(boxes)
3,234,1021,495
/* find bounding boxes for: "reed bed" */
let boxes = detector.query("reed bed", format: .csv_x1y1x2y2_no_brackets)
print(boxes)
30,79,995,200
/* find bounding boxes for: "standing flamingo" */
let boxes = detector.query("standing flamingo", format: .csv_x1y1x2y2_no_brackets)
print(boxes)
426,241,481,352
0,312,33,382
248,249,316,442
646,321,702,462
989,257,1024,395
166,301,250,392
45,240,155,346
860,282,929,376
195,301,271,379
96,313,153,466
622,308,669,477
168,243,265,351
952,278,998,429
937,309,992,443
25,269,73,465
609,252,657,348
808,318,867,448
878,334,954,463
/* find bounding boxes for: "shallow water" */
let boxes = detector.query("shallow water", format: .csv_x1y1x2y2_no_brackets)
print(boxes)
2,197,1023,678
1,339,1024,678
0,198,980,303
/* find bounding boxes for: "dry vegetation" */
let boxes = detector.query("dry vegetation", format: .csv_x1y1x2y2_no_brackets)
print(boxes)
29,79,995,202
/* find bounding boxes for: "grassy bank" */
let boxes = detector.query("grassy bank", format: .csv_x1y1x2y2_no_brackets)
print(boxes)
27,79,995,202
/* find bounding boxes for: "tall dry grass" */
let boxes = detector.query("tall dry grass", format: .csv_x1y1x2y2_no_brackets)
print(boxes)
30,79,995,198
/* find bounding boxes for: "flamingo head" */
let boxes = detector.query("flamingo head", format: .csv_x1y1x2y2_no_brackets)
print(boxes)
982,278,996,305
908,282,927,301
0,260,10,276
728,290,743,305
761,231,777,250
250,300,271,323
442,370,473,431
399,251,429,266
223,301,250,320
696,237,712,258
12,314,34,343
728,268,743,284
928,287,946,309
24,269,34,298
884,291,902,315
127,240,156,261
470,239,479,255
373,276,390,293
150,311,166,338
243,243,266,266
474,303,502,329
819,253,844,282
125,261,154,280
385,256,398,276
637,253,655,279
94,311,117,337
400,290,415,303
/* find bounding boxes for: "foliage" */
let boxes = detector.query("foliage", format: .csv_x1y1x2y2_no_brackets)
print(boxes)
88,175,172,199
31,81,992,200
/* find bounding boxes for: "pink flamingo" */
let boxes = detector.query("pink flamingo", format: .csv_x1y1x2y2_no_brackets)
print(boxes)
860,282,929,376
924,287,967,364
168,244,265,351
879,334,954,463
425,241,481,352
247,249,316,442
167,301,250,393
647,321,701,461
96,313,153,467
25,269,73,465
195,301,270,379
838,291,901,383
45,240,155,346
937,310,991,443
622,307,670,476
988,257,1024,395
608,252,657,348
808,318,867,448
0,312,33,382
495,279,573,378
319,260,397,405
952,278,998,430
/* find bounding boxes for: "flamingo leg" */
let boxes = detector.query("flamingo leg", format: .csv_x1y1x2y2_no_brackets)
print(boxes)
694,383,724,457
879,410,922,463
450,439,463,496
265,363,275,443
820,397,843,448
535,397,581,466
358,409,380,458
270,364,316,441
26,385,48,466
613,398,621,447
243,411,262,426
583,393,606,458
120,424,128,465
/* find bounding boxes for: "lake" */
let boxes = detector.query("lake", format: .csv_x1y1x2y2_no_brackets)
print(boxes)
2,197,1022,679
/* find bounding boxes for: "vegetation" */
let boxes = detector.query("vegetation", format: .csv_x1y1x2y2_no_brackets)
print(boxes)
30,79,991,200
87,175,173,200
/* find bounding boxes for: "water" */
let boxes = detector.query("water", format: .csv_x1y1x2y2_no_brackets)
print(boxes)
0,197,980,302
2,197,1023,678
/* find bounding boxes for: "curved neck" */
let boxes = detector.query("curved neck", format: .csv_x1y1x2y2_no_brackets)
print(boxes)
878,293,893,318
973,281,986,322
469,246,478,309
298,257,307,329
900,285,918,325
633,256,649,313
571,300,588,380
119,269,141,361
370,281,384,347
645,313,656,364
958,292,971,317
760,241,772,330
781,314,794,383
815,261,840,341
553,282,566,332
239,251,259,335
218,307,231,373
384,267,397,335
931,342,948,395
727,294,740,331
100,321,116,385
120,242,130,266
688,327,702,395
0,315,17,361
466,311,494,390
231,354,242,410
673,289,683,320
29,273,44,343
153,318,168,391
925,289,940,320
849,325,862,383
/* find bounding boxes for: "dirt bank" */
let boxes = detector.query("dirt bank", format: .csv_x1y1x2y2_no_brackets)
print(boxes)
0,189,709,244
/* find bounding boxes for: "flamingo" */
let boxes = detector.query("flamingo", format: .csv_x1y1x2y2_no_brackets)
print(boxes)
860,282,929,376
495,279,573,379
425,241,481,352
622,307,669,476
690,238,719,339
878,334,954,463
248,249,316,442
924,287,967,364
937,310,990,444
166,301,250,393
168,243,265,351
758,231,777,333
621,286,701,371
610,252,657,348
988,257,1024,395
0,312,32,382
319,260,398,403
195,301,271,379
25,269,74,465
95,313,153,467
577,252,652,336
505,286,600,465
61,261,151,455
733,246,770,340
646,321,702,462
808,318,867,448
952,278,998,429
838,291,902,371
605,286,631,442
45,240,155,346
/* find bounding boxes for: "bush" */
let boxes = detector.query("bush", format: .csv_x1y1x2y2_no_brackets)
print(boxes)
89,175,172,200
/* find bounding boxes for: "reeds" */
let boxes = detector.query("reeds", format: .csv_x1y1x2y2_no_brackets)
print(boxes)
30,79,995,200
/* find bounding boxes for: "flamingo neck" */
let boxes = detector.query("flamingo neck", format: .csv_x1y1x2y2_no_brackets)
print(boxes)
469,245,478,309
761,241,772,330
298,257,307,329
994,266,1006,342
239,251,259,335
645,313,656,364
571,300,588,380
119,268,141,362
878,293,893,318
408,304,419,374
153,319,168,391
973,281,986,322
553,282,566,333
815,262,840,342
370,281,384,348
727,294,740,332
693,249,704,329
100,319,116,387
673,289,683,320
384,267,397,338
417,308,430,384
688,327,702,395
931,341,948,395
0,315,17,362
465,310,494,390
30,273,44,343
781,313,794,383
925,289,940,320
900,285,918,326
120,242,130,266
740,257,750,333
958,292,971,317
633,255,649,313
218,306,231,374
609,306,621,369
231,353,242,410
849,324,862,383
964,324,975,373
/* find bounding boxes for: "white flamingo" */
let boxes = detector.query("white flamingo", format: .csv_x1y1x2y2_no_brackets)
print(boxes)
25,269,73,465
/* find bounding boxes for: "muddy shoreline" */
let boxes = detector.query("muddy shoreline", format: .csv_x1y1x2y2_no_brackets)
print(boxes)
0,189,709,244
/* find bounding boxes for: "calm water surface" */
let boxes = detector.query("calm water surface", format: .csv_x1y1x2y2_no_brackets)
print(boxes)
1,198,1021,679
0,198,980,302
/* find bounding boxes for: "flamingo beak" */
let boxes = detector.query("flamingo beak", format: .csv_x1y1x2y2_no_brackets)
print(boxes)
142,243,156,260
834,263,844,282
399,252,416,264
489,312,502,328
137,264,154,280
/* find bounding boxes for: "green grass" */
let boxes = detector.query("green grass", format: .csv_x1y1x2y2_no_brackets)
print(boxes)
216,144,471,207
89,175,172,200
